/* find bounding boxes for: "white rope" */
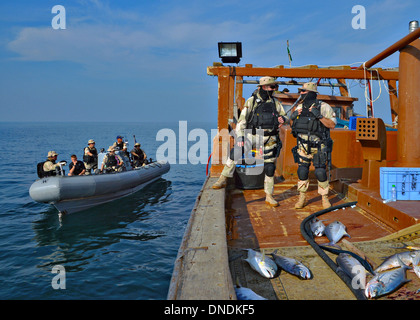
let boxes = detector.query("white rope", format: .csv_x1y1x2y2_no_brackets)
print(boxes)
361,62,383,117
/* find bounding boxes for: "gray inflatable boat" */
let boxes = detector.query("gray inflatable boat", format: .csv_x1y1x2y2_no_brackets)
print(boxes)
29,152,170,214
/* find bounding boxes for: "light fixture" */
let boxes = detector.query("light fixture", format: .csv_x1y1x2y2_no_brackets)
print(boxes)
218,42,242,64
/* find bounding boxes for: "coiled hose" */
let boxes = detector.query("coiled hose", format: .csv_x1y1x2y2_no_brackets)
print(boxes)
300,201,367,300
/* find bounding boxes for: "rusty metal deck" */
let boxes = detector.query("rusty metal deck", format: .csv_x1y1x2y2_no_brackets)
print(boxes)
169,176,420,300
226,178,394,249
225,178,420,300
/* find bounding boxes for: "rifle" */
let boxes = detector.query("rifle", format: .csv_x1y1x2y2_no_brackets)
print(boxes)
325,133,333,181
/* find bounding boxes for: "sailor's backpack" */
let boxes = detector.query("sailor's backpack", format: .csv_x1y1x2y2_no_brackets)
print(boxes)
37,161,45,178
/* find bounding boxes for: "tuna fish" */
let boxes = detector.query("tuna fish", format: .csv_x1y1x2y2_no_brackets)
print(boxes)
324,221,350,247
244,249,278,279
309,218,327,237
374,250,420,273
365,256,411,299
412,251,420,279
336,253,367,287
234,285,267,300
320,244,375,275
270,250,312,280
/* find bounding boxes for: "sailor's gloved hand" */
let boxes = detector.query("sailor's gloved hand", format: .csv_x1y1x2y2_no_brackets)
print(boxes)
290,110,299,121
310,106,323,119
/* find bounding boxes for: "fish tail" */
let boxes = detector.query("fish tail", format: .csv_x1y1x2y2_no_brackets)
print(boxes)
324,242,342,249
396,254,412,271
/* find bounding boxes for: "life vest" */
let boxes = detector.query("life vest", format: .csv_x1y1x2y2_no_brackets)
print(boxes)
83,147,98,164
291,101,328,139
105,154,118,167
132,148,145,161
115,142,125,150
246,96,280,136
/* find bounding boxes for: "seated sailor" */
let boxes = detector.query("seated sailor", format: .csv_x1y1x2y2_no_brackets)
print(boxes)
131,142,147,167
68,154,86,176
100,146,124,173
41,151,66,177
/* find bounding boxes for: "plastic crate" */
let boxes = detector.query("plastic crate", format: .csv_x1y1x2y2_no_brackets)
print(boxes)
380,167,420,200
349,116,366,130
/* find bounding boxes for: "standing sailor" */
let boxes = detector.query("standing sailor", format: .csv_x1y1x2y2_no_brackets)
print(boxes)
212,76,287,207
83,139,98,175
290,82,336,209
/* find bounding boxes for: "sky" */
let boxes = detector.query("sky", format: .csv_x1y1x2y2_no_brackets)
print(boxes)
0,0,419,124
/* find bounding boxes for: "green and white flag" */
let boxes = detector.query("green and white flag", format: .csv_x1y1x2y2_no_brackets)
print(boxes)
287,40,292,66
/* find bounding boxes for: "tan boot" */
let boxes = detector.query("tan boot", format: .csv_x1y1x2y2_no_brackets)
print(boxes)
294,192,306,209
322,195,331,209
212,175,227,189
265,193,279,207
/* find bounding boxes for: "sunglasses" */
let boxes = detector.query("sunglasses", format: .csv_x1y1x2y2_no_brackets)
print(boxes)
269,85,278,89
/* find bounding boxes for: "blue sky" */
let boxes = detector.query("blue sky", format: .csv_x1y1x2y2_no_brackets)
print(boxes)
0,0,418,124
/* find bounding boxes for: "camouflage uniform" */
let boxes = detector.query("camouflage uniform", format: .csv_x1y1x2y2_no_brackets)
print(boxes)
294,100,336,197
220,92,287,196
290,82,336,210
43,151,60,175
83,142,98,175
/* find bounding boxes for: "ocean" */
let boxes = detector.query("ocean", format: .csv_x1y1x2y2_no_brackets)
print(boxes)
0,121,215,300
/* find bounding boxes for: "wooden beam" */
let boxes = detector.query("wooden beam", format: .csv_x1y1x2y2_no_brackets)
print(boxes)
388,80,398,127
208,65,398,81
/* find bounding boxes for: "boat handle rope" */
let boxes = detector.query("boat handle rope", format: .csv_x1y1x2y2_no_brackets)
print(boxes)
300,201,367,300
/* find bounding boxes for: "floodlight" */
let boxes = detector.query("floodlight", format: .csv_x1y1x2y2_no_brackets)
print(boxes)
218,42,242,64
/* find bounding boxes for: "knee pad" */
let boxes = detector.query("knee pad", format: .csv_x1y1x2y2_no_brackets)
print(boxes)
297,165,309,180
264,163,276,177
314,167,327,182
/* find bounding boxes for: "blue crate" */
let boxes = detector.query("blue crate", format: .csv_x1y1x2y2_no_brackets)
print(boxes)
349,116,366,130
380,167,420,200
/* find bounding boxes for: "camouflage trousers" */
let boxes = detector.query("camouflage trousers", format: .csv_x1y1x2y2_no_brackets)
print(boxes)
84,162,97,175
296,139,329,196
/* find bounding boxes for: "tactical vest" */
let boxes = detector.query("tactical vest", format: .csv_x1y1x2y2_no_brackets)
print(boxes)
246,97,280,136
83,147,98,164
132,148,145,161
115,142,124,150
106,155,118,167
291,101,328,139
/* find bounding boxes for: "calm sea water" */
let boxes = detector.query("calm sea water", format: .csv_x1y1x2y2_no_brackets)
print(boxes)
0,121,215,300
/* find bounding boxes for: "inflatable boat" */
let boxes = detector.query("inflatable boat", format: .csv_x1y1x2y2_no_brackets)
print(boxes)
29,151,170,214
